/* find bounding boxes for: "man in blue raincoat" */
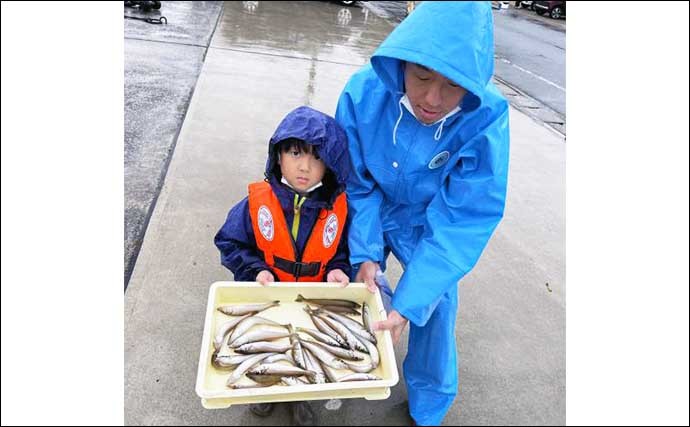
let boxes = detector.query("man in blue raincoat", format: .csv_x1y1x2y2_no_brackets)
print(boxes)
335,2,510,425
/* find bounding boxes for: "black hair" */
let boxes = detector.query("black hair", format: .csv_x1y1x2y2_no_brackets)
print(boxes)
277,138,320,158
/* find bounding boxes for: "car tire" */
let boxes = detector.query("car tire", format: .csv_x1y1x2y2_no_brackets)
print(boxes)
550,6,562,19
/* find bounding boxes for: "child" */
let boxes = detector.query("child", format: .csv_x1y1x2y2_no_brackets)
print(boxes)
214,106,351,426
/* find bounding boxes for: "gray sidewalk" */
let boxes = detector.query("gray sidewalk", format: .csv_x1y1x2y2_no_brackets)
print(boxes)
125,2,565,425
124,1,223,287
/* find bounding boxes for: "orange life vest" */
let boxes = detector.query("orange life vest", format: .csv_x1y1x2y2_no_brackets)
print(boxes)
248,181,347,282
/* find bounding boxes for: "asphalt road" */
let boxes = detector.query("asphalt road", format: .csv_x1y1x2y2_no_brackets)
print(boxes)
493,7,566,117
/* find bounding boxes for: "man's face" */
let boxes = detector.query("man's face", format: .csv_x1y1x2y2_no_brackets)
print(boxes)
404,62,468,124
278,146,326,194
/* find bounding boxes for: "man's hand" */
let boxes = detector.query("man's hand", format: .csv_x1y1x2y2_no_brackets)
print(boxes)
256,270,275,286
326,268,350,287
354,261,379,293
374,310,408,345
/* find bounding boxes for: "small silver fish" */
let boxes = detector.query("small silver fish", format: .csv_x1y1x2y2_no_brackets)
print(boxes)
305,309,347,348
235,341,292,354
355,335,380,369
217,301,280,316
288,324,307,370
245,373,284,386
212,352,266,369
302,348,327,384
229,329,293,348
299,340,349,370
249,363,316,379
362,302,376,342
317,314,369,353
307,304,361,316
300,338,364,361
296,326,344,348
228,315,287,345
337,373,382,382
295,294,360,309
320,360,340,383
344,361,375,373
226,353,275,385
263,353,295,365
317,307,377,345
213,313,253,351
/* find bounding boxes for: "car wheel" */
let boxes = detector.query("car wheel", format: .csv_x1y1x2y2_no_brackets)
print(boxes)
535,8,545,15
550,6,562,19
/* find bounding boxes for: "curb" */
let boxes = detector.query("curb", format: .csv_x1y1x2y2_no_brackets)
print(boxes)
494,75,566,139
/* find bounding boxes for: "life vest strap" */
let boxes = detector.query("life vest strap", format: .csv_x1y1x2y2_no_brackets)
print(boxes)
273,256,321,279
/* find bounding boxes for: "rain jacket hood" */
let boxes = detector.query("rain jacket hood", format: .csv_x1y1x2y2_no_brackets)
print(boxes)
371,1,495,113
265,106,350,203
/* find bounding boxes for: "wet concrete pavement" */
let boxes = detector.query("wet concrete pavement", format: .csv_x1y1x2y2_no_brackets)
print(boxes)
124,1,223,287
125,1,564,425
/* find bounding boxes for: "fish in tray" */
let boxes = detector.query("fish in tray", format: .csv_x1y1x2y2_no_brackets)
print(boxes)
229,329,294,348
295,294,361,309
209,292,387,390
217,301,280,316
213,313,254,351
227,315,288,346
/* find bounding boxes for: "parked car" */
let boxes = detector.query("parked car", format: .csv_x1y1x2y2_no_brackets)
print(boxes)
514,1,535,10
533,1,565,19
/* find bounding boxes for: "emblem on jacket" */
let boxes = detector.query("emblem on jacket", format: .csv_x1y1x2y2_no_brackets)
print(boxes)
258,205,274,241
428,151,450,169
323,213,338,248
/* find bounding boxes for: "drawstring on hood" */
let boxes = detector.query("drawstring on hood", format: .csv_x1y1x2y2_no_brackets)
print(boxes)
393,95,404,145
433,118,446,141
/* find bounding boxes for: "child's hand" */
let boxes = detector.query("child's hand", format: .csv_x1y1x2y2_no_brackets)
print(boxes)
256,270,275,286
326,269,350,287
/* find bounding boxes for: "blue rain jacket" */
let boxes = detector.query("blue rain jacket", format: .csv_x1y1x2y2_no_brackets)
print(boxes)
215,106,352,281
335,2,509,424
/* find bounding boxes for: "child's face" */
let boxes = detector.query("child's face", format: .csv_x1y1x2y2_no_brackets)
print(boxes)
278,145,326,195
404,62,467,124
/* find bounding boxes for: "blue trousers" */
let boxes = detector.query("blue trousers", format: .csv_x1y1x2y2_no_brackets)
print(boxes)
404,285,458,425
354,229,459,426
